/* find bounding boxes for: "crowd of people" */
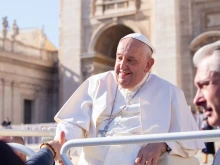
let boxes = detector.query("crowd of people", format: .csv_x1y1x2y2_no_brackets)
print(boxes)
0,33,219,165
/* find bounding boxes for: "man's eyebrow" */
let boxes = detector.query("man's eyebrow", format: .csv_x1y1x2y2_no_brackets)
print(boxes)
127,56,136,59
196,79,210,85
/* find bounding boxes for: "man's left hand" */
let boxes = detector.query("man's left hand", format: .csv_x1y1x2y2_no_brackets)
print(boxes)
134,142,166,165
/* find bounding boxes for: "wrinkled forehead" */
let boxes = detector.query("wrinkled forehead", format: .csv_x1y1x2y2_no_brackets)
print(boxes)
117,38,147,53
119,37,144,46
195,60,211,82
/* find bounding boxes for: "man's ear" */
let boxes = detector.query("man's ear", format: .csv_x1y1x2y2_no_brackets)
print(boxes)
144,58,154,73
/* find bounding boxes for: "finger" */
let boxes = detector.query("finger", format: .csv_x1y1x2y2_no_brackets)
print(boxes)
134,151,143,165
146,158,152,165
134,157,141,165
140,158,145,165
140,156,148,165
152,157,159,165
59,131,66,144
58,160,64,165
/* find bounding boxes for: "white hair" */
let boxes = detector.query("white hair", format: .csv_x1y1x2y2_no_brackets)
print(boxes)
193,40,220,73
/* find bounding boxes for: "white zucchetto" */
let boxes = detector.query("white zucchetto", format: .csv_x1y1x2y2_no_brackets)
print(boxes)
120,33,154,53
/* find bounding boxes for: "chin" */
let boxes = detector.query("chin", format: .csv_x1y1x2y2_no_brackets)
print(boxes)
208,117,220,127
119,84,129,89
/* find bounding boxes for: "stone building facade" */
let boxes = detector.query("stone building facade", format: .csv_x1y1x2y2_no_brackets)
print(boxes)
59,0,220,107
0,20,58,124
2,0,220,124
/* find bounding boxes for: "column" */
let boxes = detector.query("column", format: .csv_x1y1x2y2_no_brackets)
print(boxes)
59,0,82,107
152,0,178,85
0,79,4,122
4,80,13,121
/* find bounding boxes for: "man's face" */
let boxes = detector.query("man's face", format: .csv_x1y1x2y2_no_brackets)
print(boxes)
114,38,153,89
194,58,220,126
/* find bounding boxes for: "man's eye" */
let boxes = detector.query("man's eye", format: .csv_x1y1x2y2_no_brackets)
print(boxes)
200,84,209,89
128,59,136,64
117,57,122,61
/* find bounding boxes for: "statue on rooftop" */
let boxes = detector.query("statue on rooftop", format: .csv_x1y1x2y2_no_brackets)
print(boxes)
2,16,8,39
11,20,19,41
40,25,46,49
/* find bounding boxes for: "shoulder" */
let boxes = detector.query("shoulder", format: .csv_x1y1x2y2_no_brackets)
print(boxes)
88,71,115,82
149,74,183,93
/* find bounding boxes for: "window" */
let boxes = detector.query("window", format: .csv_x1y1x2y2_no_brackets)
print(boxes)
24,99,33,124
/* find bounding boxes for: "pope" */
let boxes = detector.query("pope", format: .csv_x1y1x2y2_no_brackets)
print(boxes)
55,33,204,165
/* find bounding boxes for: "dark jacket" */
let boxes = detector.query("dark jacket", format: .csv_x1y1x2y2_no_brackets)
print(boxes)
0,140,55,165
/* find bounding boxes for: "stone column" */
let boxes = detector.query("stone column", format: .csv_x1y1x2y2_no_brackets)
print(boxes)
33,89,43,123
0,79,4,122
12,83,23,124
59,0,82,107
152,0,179,85
3,80,13,122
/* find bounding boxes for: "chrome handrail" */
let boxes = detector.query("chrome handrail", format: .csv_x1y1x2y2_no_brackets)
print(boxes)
60,130,220,165
8,143,36,157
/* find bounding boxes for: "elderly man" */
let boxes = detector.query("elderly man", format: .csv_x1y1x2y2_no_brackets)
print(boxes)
55,33,204,165
193,40,220,164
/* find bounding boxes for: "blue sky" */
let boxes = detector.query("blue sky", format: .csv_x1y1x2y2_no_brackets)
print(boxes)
0,0,59,48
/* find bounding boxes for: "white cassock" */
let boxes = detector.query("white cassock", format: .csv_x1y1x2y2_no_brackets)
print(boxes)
54,71,204,165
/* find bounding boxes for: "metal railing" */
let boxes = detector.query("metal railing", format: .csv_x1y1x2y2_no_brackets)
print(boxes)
0,129,55,137
0,123,57,144
8,143,36,157
1,128,220,165
60,130,220,165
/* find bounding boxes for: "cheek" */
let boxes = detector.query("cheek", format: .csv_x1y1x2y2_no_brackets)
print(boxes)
213,90,220,106
205,87,220,105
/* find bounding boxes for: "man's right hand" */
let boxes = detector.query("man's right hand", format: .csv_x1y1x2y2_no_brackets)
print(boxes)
134,142,166,165
42,131,66,163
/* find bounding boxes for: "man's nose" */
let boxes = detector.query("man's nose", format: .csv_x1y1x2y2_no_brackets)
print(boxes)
120,59,127,70
193,90,205,106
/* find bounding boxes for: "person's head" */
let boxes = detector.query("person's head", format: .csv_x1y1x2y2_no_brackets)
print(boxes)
114,33,154,89
0,136,26,161
0,140,25,165
193,40,220,126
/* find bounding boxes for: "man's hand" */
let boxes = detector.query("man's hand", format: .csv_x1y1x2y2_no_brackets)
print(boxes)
43,131,66,161
134,142,166,165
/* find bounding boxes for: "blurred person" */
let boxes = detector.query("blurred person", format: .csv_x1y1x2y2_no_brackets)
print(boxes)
193,40,220,165
0,136,26,161
0,131,65,165
54,33,204,165
200,117,215,163
192,105,204,129
2,117,11,128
